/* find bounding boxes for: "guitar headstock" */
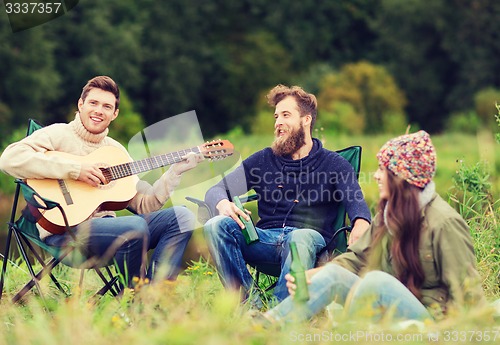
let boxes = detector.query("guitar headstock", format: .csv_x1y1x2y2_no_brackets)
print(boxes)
201,140,234,160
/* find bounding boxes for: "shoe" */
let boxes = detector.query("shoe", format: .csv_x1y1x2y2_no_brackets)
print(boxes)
244,293,265,310
247,309,275,329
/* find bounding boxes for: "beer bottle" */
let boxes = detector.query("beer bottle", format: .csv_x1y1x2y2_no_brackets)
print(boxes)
233,196,259,245
289,241,310,303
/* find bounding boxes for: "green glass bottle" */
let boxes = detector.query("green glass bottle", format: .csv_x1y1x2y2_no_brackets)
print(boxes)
289,241,310,303
233,196,259,245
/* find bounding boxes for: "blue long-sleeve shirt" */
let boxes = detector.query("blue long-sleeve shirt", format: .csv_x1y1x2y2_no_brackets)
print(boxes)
205,138,371,244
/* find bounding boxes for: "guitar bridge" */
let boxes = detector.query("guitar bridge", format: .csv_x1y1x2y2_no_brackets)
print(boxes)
57,179,73,205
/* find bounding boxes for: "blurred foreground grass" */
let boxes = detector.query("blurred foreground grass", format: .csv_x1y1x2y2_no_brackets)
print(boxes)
0,255,499,345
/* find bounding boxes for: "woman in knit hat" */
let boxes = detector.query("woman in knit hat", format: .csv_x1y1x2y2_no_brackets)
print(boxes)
261,130,485,324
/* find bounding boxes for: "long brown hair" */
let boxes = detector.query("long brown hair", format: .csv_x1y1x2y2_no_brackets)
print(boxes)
372,170,425,299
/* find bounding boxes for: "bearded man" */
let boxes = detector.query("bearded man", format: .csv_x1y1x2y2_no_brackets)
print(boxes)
203,85,371,305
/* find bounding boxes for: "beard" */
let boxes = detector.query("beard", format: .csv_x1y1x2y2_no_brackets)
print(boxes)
271,123,306,157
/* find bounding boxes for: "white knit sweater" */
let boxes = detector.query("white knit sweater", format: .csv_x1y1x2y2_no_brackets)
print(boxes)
0,114,182,239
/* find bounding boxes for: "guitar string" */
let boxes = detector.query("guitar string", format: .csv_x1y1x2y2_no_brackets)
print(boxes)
102,142,230,182
106,147,202,181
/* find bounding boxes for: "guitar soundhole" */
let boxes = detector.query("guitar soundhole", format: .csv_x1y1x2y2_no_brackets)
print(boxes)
98,164,115,190
98,180,116,190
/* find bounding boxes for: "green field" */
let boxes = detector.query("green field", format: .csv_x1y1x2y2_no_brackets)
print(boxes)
0,131,499,345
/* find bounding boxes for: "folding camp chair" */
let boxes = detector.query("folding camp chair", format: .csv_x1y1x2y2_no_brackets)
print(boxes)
0,119,120,303
186,145,363,292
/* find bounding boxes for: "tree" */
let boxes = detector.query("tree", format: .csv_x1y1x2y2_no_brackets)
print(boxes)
0,12,60,133
264,0,378,71
318,61,407,134
139,0,292,136
370,0,500,132
369,0,452,131
43,0,145,122
438,0,500,114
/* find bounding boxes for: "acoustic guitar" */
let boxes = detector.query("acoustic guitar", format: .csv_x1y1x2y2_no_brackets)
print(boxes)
26,140,233,234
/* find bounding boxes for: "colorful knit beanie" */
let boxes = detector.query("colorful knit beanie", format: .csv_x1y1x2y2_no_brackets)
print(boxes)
376,130,436,188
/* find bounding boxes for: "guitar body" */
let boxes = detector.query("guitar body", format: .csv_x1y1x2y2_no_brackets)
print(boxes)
27,146,138,234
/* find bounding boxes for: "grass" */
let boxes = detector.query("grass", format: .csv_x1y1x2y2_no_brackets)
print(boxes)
1,256,499,345
1,130,499,344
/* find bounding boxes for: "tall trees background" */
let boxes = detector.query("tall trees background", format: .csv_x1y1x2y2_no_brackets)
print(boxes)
1,0,500,141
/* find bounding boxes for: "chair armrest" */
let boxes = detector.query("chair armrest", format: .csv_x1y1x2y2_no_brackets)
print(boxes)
185,197,214,224
316,225,352,266
185,194,257,225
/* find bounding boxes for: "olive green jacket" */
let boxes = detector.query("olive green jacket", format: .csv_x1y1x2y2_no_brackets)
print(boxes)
332,193,485,315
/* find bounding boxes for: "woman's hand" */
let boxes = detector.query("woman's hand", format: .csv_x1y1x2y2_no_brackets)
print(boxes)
285,267,322,296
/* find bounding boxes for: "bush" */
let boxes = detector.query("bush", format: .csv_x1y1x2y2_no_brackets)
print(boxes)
449,159,500,298
107,91,145,145
317,101,365,135
451,160,492,217
496,103,500,144
446,111,482,134
251,110,275,136
318,61,407,134
381,111,409,135
474,88,500,128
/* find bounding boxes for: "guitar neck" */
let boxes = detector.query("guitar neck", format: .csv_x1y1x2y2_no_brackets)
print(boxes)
103,146,201,181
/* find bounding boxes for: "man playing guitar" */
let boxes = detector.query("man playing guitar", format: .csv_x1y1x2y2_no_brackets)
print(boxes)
0,76,204,289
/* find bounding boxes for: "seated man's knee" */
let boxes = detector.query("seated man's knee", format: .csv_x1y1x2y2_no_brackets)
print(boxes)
171,206,195,223
290,229,319,243
120,217,150,248
289,229,325,252
203,215,234,237
170,206,196,233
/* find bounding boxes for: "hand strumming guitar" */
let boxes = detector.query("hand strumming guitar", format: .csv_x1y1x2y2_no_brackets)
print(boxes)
78,163,107,187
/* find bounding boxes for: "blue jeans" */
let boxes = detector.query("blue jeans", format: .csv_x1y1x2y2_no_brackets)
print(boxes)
203,215,326,301
265,264,432,323
44,206,194,286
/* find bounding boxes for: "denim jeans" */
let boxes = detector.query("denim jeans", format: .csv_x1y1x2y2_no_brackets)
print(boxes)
203,215,326,301
44,206,194,286
265,264,432,323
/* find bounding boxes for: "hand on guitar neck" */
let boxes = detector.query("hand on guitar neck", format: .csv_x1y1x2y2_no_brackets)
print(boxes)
171,152,205,176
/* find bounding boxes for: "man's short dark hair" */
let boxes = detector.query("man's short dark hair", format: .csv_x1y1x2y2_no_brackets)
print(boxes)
81,76,120,110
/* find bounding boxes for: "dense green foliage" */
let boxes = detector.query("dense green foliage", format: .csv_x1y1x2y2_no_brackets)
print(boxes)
1,0,500,141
